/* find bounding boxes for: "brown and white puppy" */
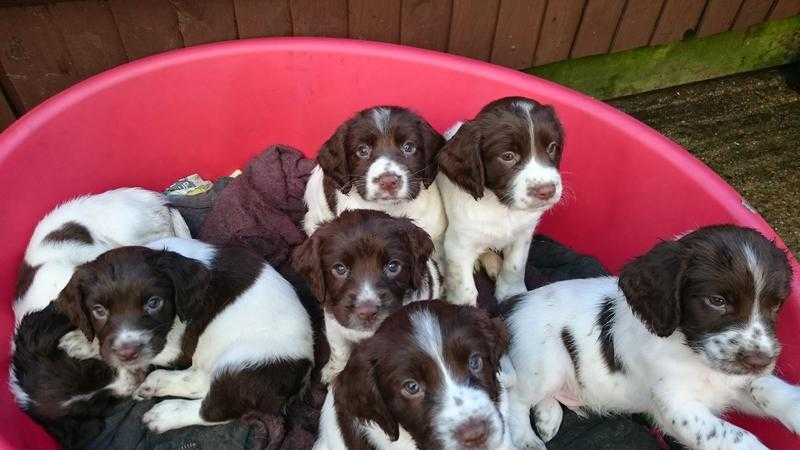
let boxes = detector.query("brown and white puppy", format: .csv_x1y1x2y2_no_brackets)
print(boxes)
54,237,313,434
502,225,798,450
437,97,564,305
314,301,515,450
302,106,447,253
293,209,441,384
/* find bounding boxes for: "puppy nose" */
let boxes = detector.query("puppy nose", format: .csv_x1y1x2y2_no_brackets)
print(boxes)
454,418,489,447
528,183,556,200
739,352,773,371
377,174,400,192
355,304,378,322
115,343,143,362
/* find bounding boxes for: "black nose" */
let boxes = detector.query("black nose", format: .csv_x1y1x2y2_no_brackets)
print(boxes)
376,174,400,193
454,418,489,447
115,343,143,362
738,351,773,371
528,183,556,200
355,304,378,322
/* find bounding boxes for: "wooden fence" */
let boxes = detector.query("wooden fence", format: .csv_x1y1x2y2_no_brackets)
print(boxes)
1,0,799,131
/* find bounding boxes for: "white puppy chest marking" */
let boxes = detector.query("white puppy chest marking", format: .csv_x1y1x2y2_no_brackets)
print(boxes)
372,107,392,134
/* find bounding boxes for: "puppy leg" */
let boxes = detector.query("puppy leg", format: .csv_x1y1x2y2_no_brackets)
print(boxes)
533,397,563,442
653,394,768,450
495,235,532,301
477,251,502,280
507,395,547,450
143,398,219,433
321,319,353,384
443,232,479,305
134,368,210,400
734,375,800,434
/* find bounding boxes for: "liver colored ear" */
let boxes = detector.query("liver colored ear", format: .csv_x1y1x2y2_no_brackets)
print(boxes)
55,266,94,341
317,123,352,193
618,240,686,337
292,234,326,304
402,223,434,292
152,251,211,322
418,119,445,188
437,121,484,199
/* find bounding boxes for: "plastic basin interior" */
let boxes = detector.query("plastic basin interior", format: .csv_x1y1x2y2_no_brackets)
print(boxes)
0,38,798,450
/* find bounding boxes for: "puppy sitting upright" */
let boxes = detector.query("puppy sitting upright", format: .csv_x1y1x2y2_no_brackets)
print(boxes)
293,209,441,384
437,97,564,305
56,237,314,433
303,106,446,249
502,225,798,450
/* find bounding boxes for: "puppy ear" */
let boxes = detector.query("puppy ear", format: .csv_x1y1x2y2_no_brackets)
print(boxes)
418,120,445,188
55,267,94,341
334,348,399,442
292,235,326,304
402,223,435,292
470,308,509,367
153,251,211,322
437,122,484,199
317,124,351,193
618,240,686,337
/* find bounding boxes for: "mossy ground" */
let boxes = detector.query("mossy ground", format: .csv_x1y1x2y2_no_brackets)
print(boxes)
609,64,800,257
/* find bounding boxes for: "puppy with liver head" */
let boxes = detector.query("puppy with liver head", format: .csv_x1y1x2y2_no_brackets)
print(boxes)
437,96,564,305
303,106,447,251
294,209,441,384
55,237,314,433
315,301,514,450
502,225,798,450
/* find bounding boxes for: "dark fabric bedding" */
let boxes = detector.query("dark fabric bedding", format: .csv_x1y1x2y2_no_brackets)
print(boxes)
85,146,661,450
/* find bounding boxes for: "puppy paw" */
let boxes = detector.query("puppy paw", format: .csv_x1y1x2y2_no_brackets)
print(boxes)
58,330,99,360
478,251,503,280
732,430,769,450
142,399,202,433
511,426,547,450
750,376,800,434
134,369,171,400
321,361,345,385
495,281,526,302
533,398,562,442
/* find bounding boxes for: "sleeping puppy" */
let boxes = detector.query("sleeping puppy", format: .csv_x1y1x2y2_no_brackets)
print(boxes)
437,96,564,306
54,237,314,433
314,300,514,450
502,225,798,450
14,187,191,322
302,105,447,251
293,209,441,384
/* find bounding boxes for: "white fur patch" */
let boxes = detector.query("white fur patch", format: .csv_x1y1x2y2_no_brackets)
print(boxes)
146,237,217,267
365,156,410,201
372,107,392,134
9,366,30,409
58,330,100,360
143,398,219,433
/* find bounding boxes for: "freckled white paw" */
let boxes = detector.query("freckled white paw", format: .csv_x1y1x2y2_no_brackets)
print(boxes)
733,430,769,450
321,361,345,385
478,252,503,280
511,425,547,450
533,399,562,442
58,330,99,360
142,399,202,433
134,369,172,400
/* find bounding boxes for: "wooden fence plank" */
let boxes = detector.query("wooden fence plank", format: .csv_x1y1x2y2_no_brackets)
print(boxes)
400,0,453,51
234,0,292,38
534,0,586,65
110,0,183,59
571,0,626,58
290,0,348,37
48,1,128,79
611,0,664,52
697,0,744,36
490,0,547,69
650,0,706,45
732,0,775,29
349,0,401,42
171,0,237,46
0,6,76,111
448,0,500,60
0,90,15,131
769,0,800,19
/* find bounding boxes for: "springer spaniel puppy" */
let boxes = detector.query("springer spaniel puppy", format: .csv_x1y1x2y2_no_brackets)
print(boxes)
14,187,191,322
501,225,798,450
302,106,447,250
54,237,314,433
437,97,564,306
315,301,514,450
293,209,441,384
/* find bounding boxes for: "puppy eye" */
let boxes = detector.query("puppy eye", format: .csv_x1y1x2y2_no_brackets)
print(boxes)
401,142,416,155
546,141,558,159
332,263,350,278
356,145,371,159
499,151,518,164
402,379,423,398
704,295,728,311
468,352,483,373
384,260,402,276
91,304,107,320
145,296,164,313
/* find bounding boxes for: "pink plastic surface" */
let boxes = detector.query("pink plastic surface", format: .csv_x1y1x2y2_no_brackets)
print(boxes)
0,38,797,450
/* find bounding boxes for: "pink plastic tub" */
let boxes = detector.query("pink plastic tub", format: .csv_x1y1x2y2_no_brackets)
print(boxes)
0,38,797,449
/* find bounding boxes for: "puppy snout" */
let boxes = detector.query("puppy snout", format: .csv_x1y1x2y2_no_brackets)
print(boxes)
453,418,489,448
375,173,401,193
528,183,556,200
354,304,378,323
738,351,773,371
115,342,143,362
